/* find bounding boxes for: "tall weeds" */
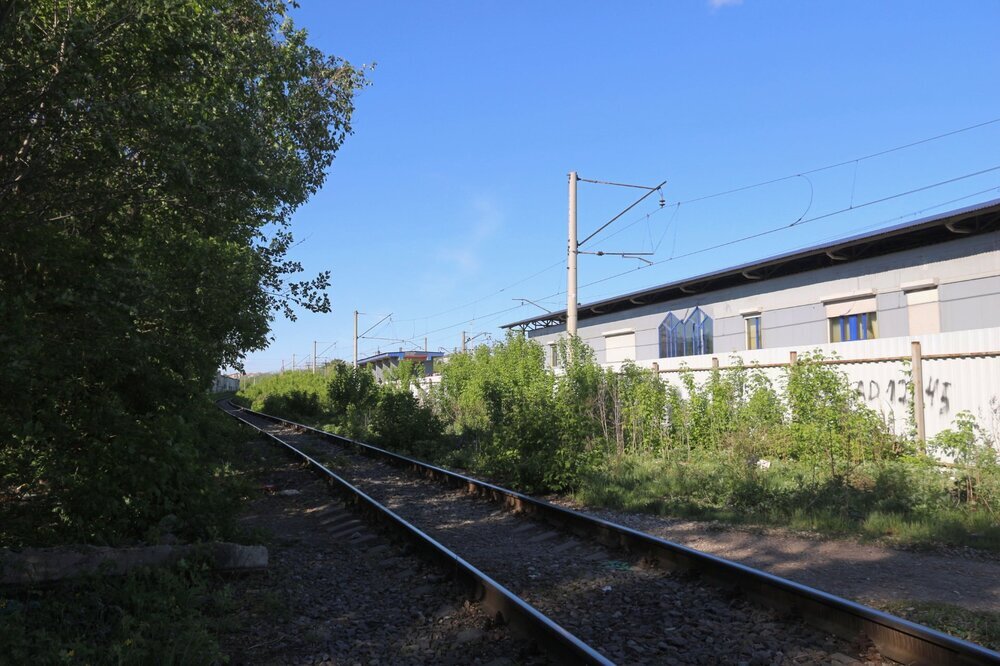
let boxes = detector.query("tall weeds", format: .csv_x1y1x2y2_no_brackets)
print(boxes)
238,335,1000,549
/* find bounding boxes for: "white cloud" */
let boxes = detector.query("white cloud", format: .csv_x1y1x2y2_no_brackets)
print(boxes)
437,197,502,274
709,0,743,8
419,196,503,297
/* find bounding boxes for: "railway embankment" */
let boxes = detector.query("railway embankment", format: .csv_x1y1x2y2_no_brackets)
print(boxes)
226,401,1000,664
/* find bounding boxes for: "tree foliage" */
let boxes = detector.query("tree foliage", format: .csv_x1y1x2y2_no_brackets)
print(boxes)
0,0,365,541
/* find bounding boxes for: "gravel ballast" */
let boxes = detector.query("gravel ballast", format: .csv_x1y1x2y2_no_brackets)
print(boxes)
220,435,549,665
233,409,888,666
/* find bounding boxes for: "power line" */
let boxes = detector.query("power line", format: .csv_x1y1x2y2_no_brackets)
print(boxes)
519,172,1000,309
391,259,565,325
383,117,1000,344
358,312,392,339
579,181,667,247
582,115,1000,249
417,303,527,338
346,118,1000,353
672,115,1000,207
271,178,1000,368
803,183,1000,248
584,163,1000,290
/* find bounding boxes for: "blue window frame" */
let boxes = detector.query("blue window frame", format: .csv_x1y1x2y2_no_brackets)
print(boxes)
659,307,713,358
829,311,877,342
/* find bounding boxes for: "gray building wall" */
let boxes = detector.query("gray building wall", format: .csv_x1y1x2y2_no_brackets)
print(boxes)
528,231,1000,363
940,275,1000,332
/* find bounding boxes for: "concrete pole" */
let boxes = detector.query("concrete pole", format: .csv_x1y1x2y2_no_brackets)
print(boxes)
291,353,295,371
567,171,579,338
424,337,428,352
911,340,926,449
353,310,359,367
312,340,317,374
461,330,467,353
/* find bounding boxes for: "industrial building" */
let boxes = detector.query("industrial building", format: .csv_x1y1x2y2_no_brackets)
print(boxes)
503,199,1000,439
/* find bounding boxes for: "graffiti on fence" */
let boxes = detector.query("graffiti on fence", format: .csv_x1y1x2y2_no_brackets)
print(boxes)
923,377,951,415
854,376,951,415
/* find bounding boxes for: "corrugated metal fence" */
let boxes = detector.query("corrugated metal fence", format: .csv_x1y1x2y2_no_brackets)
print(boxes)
620,327,1000,442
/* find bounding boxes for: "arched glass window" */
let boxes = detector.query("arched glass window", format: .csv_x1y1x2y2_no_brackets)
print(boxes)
658,307,713,358
658,313,682,358
689,307,713,355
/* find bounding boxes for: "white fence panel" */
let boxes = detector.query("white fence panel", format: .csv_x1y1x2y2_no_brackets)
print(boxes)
614,327,1000,442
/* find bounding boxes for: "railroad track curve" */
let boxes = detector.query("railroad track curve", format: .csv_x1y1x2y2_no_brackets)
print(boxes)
221,400,1000,666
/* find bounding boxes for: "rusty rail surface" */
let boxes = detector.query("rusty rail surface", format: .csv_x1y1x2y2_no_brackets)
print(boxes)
222,402,611,666
226,401,1000,666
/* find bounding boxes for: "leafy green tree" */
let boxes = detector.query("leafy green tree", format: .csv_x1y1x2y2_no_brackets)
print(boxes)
383,358,425,392
785,352,894,480
325,361,378,436
931,410,1000,509
0,1,366,541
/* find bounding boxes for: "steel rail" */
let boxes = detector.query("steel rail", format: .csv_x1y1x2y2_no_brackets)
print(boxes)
228,401,1000,666
222,403,611,666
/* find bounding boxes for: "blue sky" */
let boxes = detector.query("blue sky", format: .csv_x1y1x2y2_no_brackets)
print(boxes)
240,1,1000,372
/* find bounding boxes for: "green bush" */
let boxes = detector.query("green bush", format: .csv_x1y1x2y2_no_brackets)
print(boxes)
2,399,245,547
370,389,445,459
0,564,229,664
931,409,1000,511
432,334,614,492
239,370,330,417
785,352,902,479
241,338,1000,550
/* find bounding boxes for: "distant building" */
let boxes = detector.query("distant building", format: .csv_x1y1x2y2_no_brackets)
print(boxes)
357,351,445,383
210,373,240,393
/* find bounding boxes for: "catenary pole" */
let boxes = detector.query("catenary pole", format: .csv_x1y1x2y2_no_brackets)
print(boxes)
567,171,578,337
353,310,359,367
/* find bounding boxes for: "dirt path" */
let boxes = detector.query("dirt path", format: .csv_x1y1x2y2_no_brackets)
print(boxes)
550,500,1000,613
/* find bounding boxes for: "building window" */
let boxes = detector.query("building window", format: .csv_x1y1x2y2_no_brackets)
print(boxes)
829,311,878,342
824,294,877,343
905,284,940,335
658,307,713,358
604,329,636,363
745,315,762,350
659,313,682,358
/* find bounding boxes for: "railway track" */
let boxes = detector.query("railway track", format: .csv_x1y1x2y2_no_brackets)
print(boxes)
221,401,1000,666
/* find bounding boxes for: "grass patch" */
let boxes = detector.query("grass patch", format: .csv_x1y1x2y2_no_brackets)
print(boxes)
860,510,1000,551
575,453,1000,552
875,601,1000,651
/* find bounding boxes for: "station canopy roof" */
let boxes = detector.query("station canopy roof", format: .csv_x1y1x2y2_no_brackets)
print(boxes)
357,350,445,365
